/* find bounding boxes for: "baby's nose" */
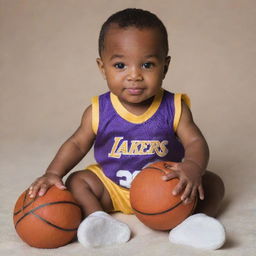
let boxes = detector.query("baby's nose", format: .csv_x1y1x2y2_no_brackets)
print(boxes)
127,66,143,81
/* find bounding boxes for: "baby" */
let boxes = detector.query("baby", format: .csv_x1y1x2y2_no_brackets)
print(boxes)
29,8,225,249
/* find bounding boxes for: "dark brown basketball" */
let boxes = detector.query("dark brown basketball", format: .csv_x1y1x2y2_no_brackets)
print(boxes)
13,186,82,248
130,161,197,230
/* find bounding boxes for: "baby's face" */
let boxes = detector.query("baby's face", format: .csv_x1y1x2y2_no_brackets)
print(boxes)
97,25,170,106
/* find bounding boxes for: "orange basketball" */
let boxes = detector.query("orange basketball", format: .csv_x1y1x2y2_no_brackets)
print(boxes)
13,186,82,248
130,161,197,230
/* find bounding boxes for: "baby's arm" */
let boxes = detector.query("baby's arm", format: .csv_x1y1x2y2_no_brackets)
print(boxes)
163,101,209,204
29,105,96,198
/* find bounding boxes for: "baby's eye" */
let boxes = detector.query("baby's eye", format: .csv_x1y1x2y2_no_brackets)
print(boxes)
114,63,126,69
142,62,154,69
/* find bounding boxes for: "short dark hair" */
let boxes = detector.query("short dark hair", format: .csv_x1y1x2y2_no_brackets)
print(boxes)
98,8,169,57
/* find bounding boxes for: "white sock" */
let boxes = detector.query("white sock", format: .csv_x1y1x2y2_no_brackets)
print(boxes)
169,213,226,250
77,211,131,247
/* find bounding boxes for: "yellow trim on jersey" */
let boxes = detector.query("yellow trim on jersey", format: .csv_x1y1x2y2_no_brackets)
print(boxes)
110,89,164,124
173,94,191,132
91,96,99,135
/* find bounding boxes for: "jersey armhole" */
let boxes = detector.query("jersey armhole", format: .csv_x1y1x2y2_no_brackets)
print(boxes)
91,96,99,135
173,94,191,132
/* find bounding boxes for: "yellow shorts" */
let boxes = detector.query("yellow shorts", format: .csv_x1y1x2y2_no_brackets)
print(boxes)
86,164,134,215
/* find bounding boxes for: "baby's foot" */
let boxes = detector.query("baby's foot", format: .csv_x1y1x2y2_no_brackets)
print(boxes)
77,211,131,247
169,213,226,250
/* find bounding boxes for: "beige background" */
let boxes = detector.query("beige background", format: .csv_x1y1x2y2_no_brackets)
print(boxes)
1,0,255,255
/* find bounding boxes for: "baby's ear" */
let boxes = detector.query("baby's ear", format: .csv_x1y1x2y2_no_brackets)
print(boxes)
96,58,106,79
163,56,171,79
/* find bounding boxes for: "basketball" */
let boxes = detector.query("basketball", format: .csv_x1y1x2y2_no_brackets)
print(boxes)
130,161,197,231
13,186,82,248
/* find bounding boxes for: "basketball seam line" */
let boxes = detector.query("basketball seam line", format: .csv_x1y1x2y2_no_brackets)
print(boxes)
31,212,78,232
14,189,37,216
132,200,184,215
144,166,165,172
14,199,81,216
14,201,81,231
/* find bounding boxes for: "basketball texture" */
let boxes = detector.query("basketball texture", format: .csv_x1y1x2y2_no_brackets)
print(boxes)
130,161,197,230
13,186,82,248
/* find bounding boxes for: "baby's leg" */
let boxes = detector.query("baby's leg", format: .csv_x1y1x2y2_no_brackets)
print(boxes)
65,170,114,216
194,170,225,217
65,170,131,247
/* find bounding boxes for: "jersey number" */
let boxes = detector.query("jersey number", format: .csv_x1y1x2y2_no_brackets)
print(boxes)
116,170,140,188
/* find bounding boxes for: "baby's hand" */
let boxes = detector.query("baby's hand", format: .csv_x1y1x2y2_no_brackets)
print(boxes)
28,173,66,198
162,161,204,204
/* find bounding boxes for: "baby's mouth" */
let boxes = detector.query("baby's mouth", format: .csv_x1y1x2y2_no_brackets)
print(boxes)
126,87,144,95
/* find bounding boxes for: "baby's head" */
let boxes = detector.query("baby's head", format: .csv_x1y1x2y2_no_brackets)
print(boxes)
98,8,169,57
97,9,171,106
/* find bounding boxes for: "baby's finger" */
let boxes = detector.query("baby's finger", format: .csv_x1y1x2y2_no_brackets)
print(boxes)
29,183,41,198
186,186,198,204
172,179,186,196
28,184,35,195
198,184,204,200
184,198,191,204
38,183,50,197
190,186,198,199
164,162,178,171
181,183,192,201
162,171,178,181
55,181,67,190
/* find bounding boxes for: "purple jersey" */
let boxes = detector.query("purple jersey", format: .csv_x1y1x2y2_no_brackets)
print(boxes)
92,89,190,189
